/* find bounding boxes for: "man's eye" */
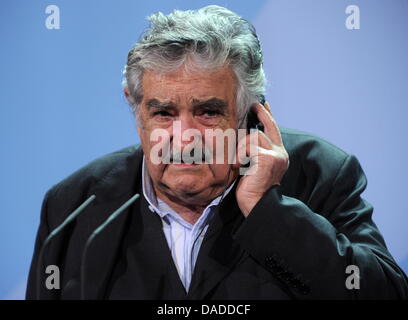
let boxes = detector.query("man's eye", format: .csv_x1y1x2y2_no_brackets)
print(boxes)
195,109,224,126
198,109,222,117
204,110,220,117
153,111,173,117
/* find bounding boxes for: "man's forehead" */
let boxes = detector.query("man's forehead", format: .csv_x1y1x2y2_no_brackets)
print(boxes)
142,65,236,85
141,66,237,106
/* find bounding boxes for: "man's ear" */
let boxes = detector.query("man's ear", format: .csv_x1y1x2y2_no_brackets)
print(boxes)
137,121,142,136
124,87,130,98
124,87,143,133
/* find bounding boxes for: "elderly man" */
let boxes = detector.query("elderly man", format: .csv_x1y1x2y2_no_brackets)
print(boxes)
27,5,407,299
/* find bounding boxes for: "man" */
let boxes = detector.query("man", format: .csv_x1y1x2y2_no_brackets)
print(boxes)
27,5,407,299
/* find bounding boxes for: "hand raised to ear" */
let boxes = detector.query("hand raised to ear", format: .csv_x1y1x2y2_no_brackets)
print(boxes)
234,102,289,217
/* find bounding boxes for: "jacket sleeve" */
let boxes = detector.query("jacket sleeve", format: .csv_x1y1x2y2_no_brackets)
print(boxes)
233,154,408,299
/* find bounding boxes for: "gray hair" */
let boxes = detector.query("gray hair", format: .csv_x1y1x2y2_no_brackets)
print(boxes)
122,5,266,127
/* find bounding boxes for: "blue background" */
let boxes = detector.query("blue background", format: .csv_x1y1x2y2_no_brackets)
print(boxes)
1,0,407,299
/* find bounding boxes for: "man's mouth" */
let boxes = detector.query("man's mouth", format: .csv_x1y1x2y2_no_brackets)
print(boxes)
169,156,206,166
172,162,198,167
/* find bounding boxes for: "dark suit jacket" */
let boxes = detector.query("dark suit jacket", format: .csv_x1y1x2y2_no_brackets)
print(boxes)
26,127,408,299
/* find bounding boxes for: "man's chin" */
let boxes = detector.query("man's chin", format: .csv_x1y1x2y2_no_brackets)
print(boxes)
167,182,203,195
162,177,207,197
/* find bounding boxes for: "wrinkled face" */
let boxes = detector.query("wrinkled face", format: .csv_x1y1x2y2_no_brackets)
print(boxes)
137,65,239,206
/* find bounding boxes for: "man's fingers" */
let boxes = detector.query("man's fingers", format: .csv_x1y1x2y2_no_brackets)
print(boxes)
232,131,274,169
263,101,273,116
252,102,283,146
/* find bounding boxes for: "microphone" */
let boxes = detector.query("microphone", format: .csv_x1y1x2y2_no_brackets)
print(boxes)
80,193,140,300
36,194,96,300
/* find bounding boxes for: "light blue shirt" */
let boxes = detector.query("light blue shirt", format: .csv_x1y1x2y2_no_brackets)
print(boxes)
142,157,235,292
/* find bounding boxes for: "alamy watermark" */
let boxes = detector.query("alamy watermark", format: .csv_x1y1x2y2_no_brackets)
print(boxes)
45,5,60,30
345,265,360,290
345,5,360,30
45,265,60,290
42,263,361,291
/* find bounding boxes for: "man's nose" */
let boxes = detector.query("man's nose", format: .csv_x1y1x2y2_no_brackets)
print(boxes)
180,113,197,132
172,114,201,147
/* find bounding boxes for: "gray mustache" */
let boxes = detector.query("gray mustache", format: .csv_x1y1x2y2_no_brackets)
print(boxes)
164,146,213,163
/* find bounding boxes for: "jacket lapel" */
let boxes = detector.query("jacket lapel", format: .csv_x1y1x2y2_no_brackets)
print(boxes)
79,147,144,299
125,194,187,299
81,181,186,299
81,197,135,299
187,182,246,299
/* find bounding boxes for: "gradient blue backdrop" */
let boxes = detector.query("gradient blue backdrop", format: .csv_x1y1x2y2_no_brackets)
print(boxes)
1,0,407,299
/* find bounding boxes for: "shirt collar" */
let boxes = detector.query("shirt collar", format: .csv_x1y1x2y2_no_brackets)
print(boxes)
141,156,236,225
